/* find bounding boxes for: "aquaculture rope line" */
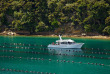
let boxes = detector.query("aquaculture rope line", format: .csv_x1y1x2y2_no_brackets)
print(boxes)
2,43,47,47
0,55,107,66
0,46,110,55
0,68,56,74
0,50,110,60
1,43,110,51
82,47,110,51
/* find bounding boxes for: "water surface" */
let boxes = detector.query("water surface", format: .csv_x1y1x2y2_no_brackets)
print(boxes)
0,36,110,74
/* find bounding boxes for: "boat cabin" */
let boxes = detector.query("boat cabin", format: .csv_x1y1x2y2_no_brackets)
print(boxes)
55,39,75,45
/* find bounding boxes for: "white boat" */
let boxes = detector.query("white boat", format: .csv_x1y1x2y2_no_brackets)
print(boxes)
48,35,84,49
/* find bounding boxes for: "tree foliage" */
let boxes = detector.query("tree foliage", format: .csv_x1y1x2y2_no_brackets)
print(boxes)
103,26,110,35
0,0,110,35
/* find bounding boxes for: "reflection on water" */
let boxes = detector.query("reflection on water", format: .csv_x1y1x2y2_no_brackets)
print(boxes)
48,47,83,55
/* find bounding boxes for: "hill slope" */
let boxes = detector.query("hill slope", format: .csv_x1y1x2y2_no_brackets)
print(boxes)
0,0,110,35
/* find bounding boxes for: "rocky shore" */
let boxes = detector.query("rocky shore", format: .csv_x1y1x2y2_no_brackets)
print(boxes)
0,31,110,39
17,34,110,40
0,31,17,35
43,35,110,39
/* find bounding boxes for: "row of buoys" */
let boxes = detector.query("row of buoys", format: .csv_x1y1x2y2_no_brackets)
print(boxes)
2,43,47,47
0,45,110,55
3,43,110,51
83,51,109,55
0,68,56,74
0,46,47,50
0,50,110,60
0,55,106,66
82,47,110,51
0,50,110,55
0,56,45,60
55,49,110,55
1,43,110,51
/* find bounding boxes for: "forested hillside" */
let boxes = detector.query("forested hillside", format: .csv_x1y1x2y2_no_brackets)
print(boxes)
0,0,110,35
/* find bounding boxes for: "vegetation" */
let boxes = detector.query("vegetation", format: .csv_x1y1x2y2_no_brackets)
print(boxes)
0,0,110,35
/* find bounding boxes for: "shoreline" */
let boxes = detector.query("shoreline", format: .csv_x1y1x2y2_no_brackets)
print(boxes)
36,35,110,40
0,34,110,40
0,31,110,39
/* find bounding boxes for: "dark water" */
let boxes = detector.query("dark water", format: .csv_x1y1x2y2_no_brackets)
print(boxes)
0,36,110,74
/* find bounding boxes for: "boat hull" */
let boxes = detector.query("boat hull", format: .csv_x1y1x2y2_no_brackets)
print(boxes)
48,43,84,49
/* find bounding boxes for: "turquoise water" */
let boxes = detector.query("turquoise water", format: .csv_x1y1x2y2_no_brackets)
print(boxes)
0,36,110,74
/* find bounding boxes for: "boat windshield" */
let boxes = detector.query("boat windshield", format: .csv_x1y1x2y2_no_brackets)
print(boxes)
68,42,74,44
60,42,75,44
61,42,68,44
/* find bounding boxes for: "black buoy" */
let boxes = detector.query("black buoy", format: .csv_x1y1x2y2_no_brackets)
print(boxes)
101,57,103,59
73,55,75,56
32,71,36,73
79,62,82,63
101,64,104,66
13,69,16,71
67,61,70,62
41,72,43,74
72,61,74,63
19,57,22,59
2,68,5,71
95,63,97,65
9,69,12,71
31,57,34,60
89,56,91,58
91,63,94,64
6,69,9,71
41,58,44,60
49,59,51,61
93,56,95,58
99,63,101,65
25,71,28,73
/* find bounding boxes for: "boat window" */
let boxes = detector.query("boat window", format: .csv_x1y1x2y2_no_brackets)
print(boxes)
68,42,73,44
61,42,67,44
68,42,75,44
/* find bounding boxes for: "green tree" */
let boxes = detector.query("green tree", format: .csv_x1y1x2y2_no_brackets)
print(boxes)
51,19,59,29
0,0,110,35
103,26,110,35
35,21,48,32
84,24,91,32
105,16,110,25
